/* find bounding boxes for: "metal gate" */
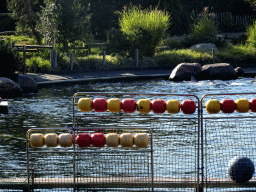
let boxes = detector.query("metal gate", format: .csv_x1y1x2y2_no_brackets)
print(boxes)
25,92,200,191
201,93,256,192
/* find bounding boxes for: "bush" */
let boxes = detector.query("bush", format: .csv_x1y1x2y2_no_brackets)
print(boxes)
0,40,22,77
190,7,217,40
26,57,51,72
119,5,170,57
247,21,256,47
106,28,130,56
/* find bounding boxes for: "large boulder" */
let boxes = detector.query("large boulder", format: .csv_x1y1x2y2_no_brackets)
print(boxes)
200,63,238,80
0,77,23,98
169,63,202,81
16,74,38,93
190,43,217,52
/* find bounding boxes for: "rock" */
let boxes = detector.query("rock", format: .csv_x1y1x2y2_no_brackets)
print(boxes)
235,67,244,77
0,77,23,98
190,43,217,52
16,74,38,93
169,63,202,81
201,63,238,80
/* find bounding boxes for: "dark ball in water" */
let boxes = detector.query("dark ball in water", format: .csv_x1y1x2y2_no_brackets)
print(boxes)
228,156,255,183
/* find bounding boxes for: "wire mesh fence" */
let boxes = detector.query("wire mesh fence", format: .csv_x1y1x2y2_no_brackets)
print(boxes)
201,93,256,191
7,92,256,191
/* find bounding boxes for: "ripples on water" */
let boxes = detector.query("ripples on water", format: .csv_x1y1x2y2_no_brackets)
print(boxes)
1,77,256,182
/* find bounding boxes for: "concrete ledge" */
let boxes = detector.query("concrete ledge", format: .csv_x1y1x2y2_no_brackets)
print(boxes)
37,74,170,88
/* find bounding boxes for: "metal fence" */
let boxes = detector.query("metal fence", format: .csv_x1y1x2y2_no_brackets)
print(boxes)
3,92,256,191
201,93,256,191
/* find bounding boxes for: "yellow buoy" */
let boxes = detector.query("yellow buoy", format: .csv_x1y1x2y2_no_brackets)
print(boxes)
105,133,120,147
236,98,250,113
30,133,44,148
166,100,180,113
205,99,220,114
59,133,73,148
134,133,149,148
45,133,59,147
120,133,134,147
77,98,93,112
107,98,122,113
137,99,151,113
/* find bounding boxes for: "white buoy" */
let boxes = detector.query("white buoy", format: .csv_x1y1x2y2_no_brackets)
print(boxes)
106,133,120,147
45,133,59,147
134,133,149,148
59,133,73,147
30,133,44,148
120,133,134,147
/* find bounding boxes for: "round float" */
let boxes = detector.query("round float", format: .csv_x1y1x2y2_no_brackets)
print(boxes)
30,133,44,148
134,133,149,148
181,100,196,114
76,133,91,148
93,98,107,112
44,133,59,147
77,98,93,112
105,133,120,147
107,98,122,113
137,99,152,113
121,99,136,113
236,98,250,113
205,99,220,114
220,99,236,113
120,133,134,147
59,133,73,148
166,100,180,113
91,133,105,147
151,99,166,114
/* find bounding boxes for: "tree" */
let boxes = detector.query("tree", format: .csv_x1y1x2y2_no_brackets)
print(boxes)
40,0,91,52
7,0,43,44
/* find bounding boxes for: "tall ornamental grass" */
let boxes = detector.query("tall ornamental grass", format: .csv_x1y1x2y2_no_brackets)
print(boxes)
119,5,170,57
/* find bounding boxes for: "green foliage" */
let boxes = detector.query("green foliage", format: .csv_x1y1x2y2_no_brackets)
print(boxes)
247,20,256,47
0,40,22,77
40,0,91,52
7,0,43,44
119,5,170,57
106,28,131,56
26,56,51,72
190,7,217,40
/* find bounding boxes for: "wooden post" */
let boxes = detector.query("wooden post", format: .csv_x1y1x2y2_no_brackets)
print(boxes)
53,51,57,70
23,45,26,74
102,51,106,67
70,52,74,71
88,43,91,55
33,60,37,73
135,49,139,68
212,48,215,64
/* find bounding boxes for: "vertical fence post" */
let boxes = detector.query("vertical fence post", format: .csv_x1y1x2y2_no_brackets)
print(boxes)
33,60,37,73
103,51,106,68
70,52,74,71
23,45,26,74
135,49,139,68
212,48,215,64
53,51,57,70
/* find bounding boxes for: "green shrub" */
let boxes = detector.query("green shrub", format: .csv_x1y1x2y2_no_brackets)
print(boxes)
106,28,130,56
26,57,51,72
247,21,256,47
119,5,170,57
190,7,217,40
0,40,22,77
